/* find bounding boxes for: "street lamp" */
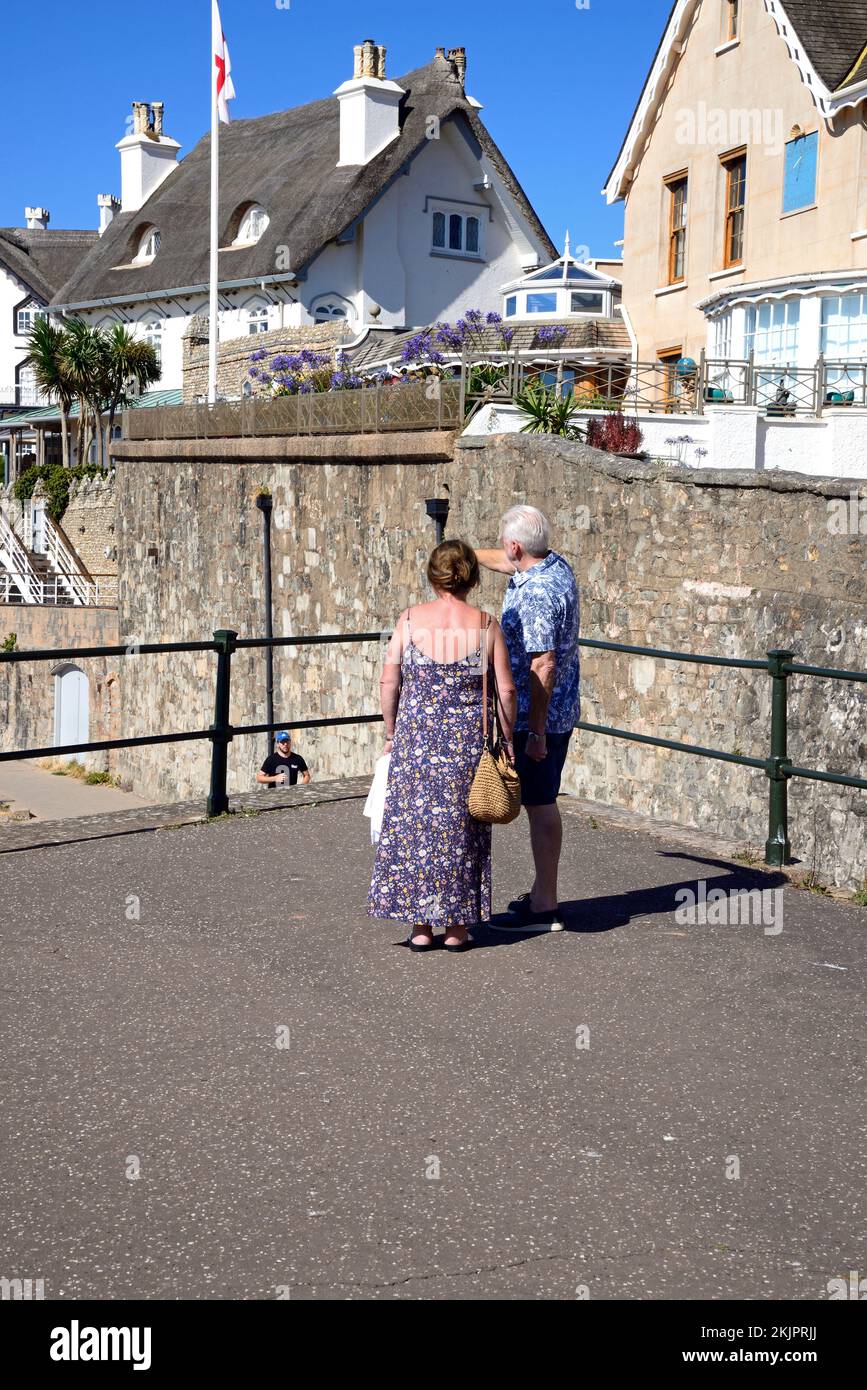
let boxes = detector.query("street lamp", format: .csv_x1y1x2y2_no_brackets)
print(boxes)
255,490,274,758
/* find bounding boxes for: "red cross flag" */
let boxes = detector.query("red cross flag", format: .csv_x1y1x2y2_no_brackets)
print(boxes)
213,0,236,124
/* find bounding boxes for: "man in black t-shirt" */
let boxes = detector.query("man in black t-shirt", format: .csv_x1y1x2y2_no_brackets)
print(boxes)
257,732,310,789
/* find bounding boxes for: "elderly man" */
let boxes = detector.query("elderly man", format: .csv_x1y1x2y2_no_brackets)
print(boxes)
476,505,579,931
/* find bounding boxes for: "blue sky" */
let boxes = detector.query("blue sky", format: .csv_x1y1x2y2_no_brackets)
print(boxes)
2,0,672,256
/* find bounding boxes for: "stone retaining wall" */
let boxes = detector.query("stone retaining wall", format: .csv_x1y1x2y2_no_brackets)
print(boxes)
0,605,121,772
110,432,866,889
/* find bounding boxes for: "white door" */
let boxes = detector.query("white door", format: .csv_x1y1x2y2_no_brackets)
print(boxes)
32,502,46,554
54,666,89,763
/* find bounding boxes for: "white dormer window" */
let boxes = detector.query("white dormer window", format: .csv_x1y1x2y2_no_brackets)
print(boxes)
134,227,161,264
247,306,270,334
234,206,270,246
430,203,485,260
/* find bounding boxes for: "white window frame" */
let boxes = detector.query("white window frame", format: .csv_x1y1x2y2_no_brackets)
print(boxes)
140,317,163,369
820,292,867,360
310,294,356,325
16,305,42,336
134,227,161,264
429,202,485,261
247,305,270,335
744,299,800,365
234,205,270,246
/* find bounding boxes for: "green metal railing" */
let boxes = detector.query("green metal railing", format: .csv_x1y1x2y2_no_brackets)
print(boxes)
1,631,864,863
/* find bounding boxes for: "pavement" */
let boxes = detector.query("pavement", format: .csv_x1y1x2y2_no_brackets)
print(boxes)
0,759,149,822
0,786,864,1301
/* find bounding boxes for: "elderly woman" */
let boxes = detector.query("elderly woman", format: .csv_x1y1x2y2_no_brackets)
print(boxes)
368,540,517,952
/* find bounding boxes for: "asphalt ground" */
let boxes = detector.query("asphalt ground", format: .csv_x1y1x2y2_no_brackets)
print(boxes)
0,796,864,1300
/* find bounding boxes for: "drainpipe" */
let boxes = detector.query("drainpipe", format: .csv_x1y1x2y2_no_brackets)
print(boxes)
255,491,275,758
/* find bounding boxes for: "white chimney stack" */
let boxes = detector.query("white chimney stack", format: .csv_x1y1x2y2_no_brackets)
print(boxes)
97,194,121,235
25,207,50,230
334,39,404,167
116,101,181,212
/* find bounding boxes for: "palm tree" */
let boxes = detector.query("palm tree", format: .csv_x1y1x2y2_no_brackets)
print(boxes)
25,317,75,468
100,325,161,455
61,319,104,467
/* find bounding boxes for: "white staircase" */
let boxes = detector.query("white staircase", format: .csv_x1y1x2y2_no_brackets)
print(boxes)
0,505,101,606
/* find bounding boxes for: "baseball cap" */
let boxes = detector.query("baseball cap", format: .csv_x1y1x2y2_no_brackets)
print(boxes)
275,731,291,743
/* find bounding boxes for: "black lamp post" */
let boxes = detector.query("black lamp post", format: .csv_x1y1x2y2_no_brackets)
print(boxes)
255,491,275,757
425,497,450,545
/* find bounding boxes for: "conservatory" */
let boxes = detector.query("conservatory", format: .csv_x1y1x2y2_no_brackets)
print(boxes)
500,235,621,323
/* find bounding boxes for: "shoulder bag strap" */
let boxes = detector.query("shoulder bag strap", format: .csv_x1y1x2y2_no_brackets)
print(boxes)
481,613,492,746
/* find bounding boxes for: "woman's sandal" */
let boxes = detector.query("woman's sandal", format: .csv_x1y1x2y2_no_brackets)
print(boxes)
444,933,471,953
408,933,434,952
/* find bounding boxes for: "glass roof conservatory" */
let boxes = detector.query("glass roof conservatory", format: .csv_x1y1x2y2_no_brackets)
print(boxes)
501,235,620,321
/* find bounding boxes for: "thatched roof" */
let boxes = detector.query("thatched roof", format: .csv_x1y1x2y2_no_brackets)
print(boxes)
0,227,98,304
53,54,556,310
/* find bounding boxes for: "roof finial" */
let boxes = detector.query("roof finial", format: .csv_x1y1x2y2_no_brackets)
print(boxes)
564,229,571,260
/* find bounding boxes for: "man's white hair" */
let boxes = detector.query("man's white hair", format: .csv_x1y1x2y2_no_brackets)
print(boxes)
501,505,550,557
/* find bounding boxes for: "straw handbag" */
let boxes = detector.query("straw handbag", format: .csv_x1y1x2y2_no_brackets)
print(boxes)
469,617,521,825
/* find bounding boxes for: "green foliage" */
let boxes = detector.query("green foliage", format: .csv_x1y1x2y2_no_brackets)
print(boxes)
84,770,113,785
1,633,17,653
515,383,585,439
14,463,107,522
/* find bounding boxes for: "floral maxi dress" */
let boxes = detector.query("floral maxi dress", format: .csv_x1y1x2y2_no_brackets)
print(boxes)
368,633,492,929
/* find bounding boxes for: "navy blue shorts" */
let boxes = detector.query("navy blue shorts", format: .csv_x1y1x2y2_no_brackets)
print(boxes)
513,730,572,807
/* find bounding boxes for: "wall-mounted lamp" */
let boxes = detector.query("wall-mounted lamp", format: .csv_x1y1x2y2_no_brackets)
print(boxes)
425,497,450,545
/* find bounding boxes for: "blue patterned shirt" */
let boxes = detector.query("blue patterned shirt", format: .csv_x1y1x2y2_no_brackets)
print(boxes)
501,551,580,733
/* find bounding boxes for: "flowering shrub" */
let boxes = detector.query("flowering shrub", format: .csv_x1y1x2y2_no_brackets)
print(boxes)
586,411,644,456
535,324,569,345
247,347,362,396
400,309,516,369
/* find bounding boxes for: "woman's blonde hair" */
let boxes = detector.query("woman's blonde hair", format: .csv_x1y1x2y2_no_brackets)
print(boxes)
427,539,480,595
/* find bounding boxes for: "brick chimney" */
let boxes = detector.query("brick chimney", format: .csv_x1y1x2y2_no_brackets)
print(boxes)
115,101,181,212
447,47,467,86
334,40,404,167
25,207,49,230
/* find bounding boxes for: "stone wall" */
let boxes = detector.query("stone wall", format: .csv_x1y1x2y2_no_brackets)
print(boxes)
182,317,350,402
0,604,121,772
110,432,866,889
56,471,119,600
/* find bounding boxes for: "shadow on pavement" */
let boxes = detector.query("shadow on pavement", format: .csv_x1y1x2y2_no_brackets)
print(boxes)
467,850,789,951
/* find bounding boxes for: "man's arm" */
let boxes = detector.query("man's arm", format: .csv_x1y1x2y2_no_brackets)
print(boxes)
475,547,516,576
297,758,311,785
526,651,557,761
257,762,282,785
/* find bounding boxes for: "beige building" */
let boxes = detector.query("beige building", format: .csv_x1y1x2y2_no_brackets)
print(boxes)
604,0,867,408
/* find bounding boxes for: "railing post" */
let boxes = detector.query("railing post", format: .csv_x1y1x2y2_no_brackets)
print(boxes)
816,353,825,417
764,649,794,866
698,348,706,415
207,628,237,818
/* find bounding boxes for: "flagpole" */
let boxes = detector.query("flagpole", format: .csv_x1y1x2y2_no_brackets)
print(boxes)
208,4,219,405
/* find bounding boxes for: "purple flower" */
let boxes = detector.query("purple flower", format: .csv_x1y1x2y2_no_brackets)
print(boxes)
486,311,502,325
500,327,515,347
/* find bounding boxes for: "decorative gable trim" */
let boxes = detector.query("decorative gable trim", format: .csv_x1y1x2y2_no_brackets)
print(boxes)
762,1,867,116
604,0,865,205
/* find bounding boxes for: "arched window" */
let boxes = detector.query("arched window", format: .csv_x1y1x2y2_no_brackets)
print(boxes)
140,317,163,369
233,205,270,246
133,226,161,263
310,294,355,325
247,305,270,334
